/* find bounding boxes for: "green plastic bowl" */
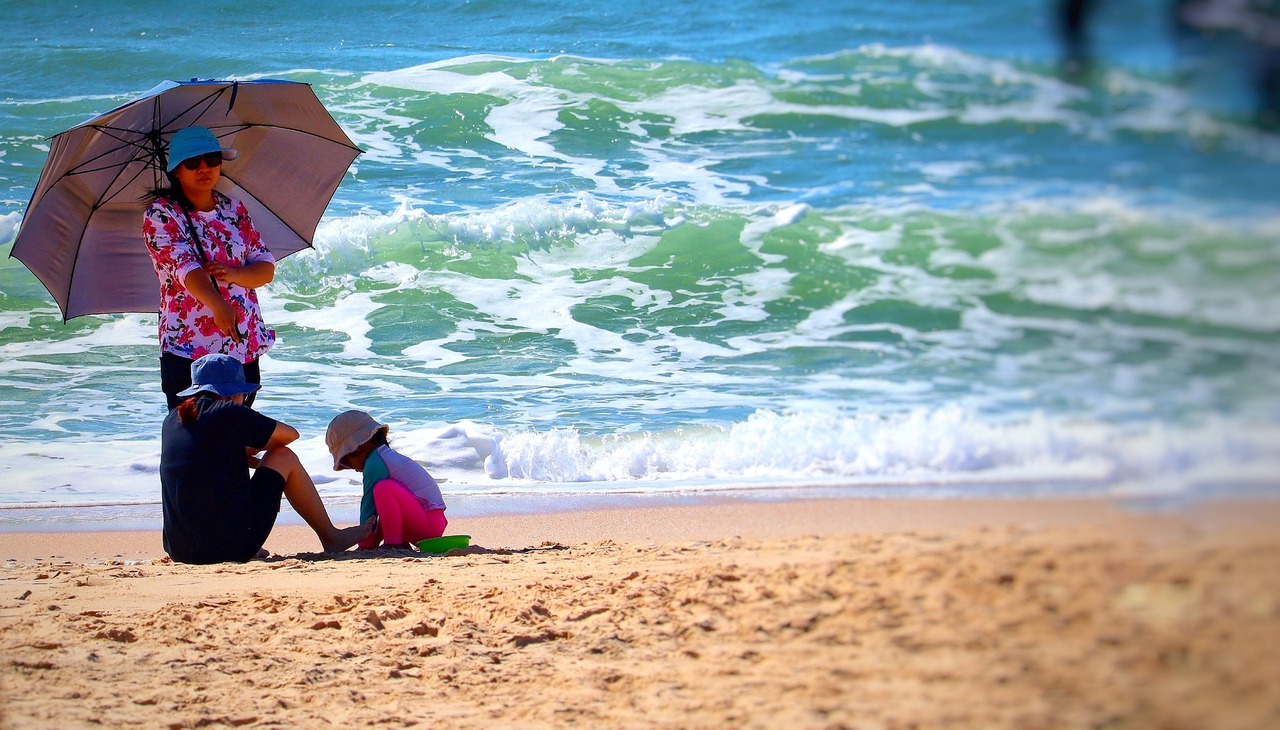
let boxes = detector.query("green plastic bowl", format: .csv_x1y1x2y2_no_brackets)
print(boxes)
416,535,472,554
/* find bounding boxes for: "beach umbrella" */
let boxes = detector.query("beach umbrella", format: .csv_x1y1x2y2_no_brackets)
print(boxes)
10,79,362,320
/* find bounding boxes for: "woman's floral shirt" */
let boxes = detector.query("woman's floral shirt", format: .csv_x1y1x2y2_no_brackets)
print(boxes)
142,192,276,363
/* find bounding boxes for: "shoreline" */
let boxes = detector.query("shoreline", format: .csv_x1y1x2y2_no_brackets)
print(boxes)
3,494,1277,564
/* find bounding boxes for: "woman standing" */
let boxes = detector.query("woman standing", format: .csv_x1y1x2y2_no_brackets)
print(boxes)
161,353,370,564
143,126,276,409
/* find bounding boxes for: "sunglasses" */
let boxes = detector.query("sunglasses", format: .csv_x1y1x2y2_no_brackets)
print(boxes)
179,152,224,171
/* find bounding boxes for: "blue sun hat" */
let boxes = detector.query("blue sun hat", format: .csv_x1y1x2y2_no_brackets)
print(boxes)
165,126,238,172
176,354,259,398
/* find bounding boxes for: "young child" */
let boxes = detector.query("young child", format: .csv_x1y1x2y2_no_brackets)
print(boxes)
325,410,447,550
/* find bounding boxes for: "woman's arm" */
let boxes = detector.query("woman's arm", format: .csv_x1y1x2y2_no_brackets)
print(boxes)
212,200,277,289
204,260,275,288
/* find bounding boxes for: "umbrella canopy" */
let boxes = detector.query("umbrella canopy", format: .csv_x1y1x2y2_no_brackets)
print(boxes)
10,79,362,320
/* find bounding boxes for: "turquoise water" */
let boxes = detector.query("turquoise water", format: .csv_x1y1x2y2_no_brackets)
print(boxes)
2,1,1279,527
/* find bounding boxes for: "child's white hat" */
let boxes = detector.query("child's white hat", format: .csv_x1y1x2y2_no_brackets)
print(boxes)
325,410,389,470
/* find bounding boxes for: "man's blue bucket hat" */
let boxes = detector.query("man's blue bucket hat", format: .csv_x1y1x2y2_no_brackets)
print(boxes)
177,354,260,398
166,126,238,172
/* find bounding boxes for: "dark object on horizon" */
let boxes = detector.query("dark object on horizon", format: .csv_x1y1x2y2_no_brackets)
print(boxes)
1060,0,1280,127
1059,0,1095,75
1175,0,1280,126
1258,46,1280,127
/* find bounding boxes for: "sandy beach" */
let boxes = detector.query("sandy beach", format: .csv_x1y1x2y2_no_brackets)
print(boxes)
2,497,1279,729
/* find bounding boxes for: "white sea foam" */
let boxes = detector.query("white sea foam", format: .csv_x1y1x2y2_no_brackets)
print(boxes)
359,53,967,208
364,55,539,94
16,193,1269,420
342,46,1279,215
0,211,20,245
268,292,382,359
918,161,983,181
362,57,616,187
6,405,1275,514
485,407,1280,491
0,315,152,358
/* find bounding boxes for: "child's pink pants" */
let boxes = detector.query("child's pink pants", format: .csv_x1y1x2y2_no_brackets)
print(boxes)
358,479,447,549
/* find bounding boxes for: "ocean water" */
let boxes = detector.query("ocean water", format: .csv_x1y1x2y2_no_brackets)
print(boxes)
2,0,1279,529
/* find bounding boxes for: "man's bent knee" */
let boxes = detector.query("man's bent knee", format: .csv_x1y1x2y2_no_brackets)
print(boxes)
259,446,300,474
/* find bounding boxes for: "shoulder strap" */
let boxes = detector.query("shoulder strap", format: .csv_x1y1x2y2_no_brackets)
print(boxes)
176,202,210,266
174,198,246,344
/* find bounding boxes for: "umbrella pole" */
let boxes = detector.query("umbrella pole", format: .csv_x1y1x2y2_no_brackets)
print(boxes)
177,203,247,342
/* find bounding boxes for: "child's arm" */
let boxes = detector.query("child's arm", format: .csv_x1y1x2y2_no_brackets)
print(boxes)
359,449,391,526
357,518,382,550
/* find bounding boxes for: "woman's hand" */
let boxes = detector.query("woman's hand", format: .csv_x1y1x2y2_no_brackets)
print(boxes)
183,268,244,342
204,260,275,288
203,260,236,283
212,300,243,343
